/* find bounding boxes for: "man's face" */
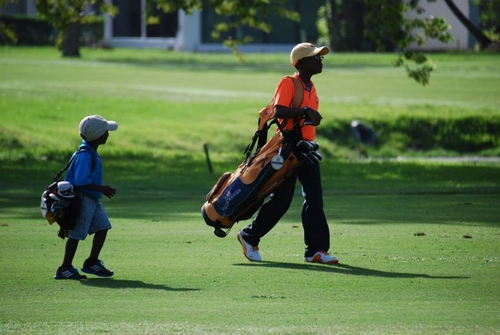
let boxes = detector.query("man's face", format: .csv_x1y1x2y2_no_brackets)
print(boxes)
299,54,324,74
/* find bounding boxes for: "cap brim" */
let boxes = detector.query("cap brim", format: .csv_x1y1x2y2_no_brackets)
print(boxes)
106,121,118,131
316,46,330,56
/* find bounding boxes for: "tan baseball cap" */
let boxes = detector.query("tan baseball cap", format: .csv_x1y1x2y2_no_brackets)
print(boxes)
290,42,330,66
79,115,118,141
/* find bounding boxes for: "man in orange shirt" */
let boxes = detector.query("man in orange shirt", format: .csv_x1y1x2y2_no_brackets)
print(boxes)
237,42,339,264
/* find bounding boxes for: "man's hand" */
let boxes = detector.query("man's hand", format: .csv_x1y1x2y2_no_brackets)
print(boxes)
304,107,323,126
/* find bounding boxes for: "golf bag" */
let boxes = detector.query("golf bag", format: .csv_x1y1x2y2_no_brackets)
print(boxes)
201,79,322,237
40,147,94,239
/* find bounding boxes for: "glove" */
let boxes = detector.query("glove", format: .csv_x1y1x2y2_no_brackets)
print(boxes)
303,107,323,126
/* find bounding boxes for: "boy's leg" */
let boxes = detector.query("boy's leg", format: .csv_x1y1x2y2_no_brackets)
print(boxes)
61,238,79,268
54,238,87,279
81,202,113,277
81,229,113,277
88,229,108,261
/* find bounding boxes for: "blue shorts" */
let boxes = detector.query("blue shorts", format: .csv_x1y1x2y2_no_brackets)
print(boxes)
68,192,112,241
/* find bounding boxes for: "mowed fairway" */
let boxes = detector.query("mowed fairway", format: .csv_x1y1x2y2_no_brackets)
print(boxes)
0,47,499,335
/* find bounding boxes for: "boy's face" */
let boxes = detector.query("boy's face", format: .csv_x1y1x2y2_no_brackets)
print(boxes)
97,131,110,144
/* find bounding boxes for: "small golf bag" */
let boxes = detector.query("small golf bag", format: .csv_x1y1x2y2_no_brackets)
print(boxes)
201,83,322,237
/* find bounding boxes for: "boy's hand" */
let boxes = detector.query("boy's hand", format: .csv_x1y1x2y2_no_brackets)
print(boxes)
101,185,116,198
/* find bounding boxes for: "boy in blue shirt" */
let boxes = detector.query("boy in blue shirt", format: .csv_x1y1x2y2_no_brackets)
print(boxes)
54,115,118,280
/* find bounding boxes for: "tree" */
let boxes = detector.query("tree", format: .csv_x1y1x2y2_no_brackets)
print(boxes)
475,0,500,43
0,0,118,56
320,0,454,85
444,0,492,49
323,0,369,52
34,0,117,57
374,0,454,86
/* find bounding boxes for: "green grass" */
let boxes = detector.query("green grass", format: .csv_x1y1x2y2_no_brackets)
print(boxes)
0,47,499,334
1,47,499,160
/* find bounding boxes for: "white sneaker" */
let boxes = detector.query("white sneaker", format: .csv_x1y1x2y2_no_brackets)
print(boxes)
237,231,261,262
305,251,339,264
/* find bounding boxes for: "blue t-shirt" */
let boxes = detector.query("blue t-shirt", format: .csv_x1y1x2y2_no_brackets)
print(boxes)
64,140,103,199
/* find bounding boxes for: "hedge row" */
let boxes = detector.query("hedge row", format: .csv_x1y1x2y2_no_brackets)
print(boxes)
318,115,500,153
0,15,103,46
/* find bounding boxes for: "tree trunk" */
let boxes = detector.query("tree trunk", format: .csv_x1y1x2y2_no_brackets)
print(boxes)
326,0,340,51
343,0,365,51
61,22,81,57
443,0,491,49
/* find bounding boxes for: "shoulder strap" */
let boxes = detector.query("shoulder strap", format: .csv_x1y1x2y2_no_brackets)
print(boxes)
257,75,303,132
52,147,94,182
245,76,305,158
289,76,304,108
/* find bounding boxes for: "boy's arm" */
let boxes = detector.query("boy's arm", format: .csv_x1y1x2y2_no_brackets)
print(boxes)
79,183,116,198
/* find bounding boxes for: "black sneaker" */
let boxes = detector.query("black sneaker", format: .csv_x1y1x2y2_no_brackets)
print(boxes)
54,266,87,280
81,259,114,277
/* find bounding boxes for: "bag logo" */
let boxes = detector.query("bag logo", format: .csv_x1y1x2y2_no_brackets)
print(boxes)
271,155,284,170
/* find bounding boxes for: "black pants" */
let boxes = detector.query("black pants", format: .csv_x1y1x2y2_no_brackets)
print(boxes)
240,160,330,257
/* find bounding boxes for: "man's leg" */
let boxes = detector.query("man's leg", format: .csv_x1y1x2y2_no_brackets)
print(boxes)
298,161,330,257
240,175,297,246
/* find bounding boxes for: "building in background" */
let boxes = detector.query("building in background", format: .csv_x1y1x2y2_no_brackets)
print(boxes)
1,0,478,51
0,0,36,16
104,0,320,52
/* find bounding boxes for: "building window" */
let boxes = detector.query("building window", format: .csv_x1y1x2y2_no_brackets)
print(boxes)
111,0,178,38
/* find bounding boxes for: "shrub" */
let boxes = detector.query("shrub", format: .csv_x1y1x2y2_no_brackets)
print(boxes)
318,115,500,155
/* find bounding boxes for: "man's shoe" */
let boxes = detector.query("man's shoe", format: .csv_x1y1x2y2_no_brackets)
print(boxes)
305,251,339,264
237,231,261,262
54,266,87,280
81,259,114,277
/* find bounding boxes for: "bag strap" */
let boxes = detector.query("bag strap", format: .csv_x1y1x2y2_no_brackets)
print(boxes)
257,75,303,132
52,147,93,182
244,76,304,158
290,76,304,108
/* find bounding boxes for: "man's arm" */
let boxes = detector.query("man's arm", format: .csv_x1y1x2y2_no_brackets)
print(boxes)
274,105,323,126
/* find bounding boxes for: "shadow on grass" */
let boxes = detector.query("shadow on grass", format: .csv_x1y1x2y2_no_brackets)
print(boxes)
234,261,468,279
79,278,200,291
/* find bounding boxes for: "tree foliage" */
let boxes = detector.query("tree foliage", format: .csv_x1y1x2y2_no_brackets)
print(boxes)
320,0,453,86
473,0,500,43
34,0,117,56
443,0,492,49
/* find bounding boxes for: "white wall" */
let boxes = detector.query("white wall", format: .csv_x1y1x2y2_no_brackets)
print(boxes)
406,0,471,50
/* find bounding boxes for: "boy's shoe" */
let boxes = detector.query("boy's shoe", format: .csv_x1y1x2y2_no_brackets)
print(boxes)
54,266,87,280
305,251,339,264
237,231,261,262
81,259,114,277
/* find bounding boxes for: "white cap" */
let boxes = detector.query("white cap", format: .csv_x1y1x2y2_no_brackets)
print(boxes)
290,42,330,66
79,115,118,141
